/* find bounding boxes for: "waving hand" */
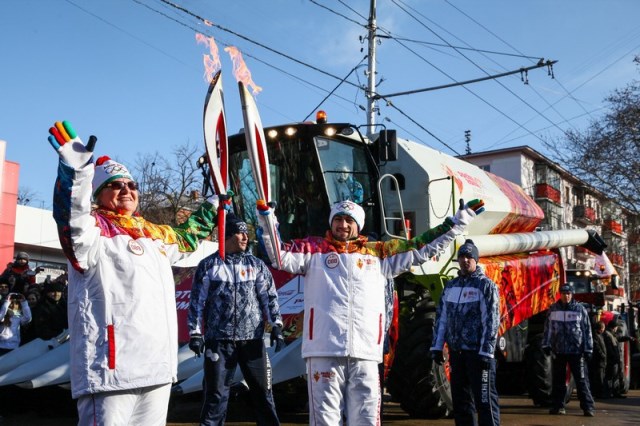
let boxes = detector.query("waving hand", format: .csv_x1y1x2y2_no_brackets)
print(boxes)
47,120,96,168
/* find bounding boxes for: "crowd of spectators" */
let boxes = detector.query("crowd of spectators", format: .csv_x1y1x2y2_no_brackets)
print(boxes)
0,252,68,352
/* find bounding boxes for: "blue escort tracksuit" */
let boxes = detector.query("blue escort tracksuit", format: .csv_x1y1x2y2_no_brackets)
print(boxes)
542,298,595,412
431,267,501,426
188,251,283,426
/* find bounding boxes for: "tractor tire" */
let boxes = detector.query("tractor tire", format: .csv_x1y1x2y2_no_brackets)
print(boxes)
525,334,573,407
386,291,452,419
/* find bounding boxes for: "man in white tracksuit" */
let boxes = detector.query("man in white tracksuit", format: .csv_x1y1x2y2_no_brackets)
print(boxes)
257,199,485,425
48,120,220,425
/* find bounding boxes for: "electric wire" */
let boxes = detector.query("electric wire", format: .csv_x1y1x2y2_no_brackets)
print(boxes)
308,0,364,27
131,0,360,109
443,0,593,120
64,0,189,67
394,36,543,60
412,0,581,133
392,0,569,139
156,0,361,89
303,58,368,121
308,0,465,152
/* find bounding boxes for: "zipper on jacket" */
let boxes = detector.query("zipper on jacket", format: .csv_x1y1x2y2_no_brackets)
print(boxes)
309,307,314,340
233,257,238,341
346,242,354,355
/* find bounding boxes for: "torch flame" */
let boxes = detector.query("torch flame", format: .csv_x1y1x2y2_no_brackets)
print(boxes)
224,46,262,95
195,33,221,83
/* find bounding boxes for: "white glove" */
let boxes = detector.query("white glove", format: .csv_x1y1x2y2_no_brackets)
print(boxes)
47,121,96,169
453,199,485,226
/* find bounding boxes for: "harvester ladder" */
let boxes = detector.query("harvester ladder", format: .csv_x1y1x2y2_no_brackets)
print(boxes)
377,173,409,241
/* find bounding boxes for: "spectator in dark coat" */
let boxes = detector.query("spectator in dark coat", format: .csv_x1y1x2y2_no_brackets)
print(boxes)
28,281,68,340
0,252,42,295
590,321,607,398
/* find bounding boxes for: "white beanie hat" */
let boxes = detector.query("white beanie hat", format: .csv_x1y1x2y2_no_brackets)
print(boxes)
329,200,365,231
92,156,134,198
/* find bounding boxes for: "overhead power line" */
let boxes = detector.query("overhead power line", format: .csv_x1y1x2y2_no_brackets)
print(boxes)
156,0,360,89
374,60,557,99
131,0,361,110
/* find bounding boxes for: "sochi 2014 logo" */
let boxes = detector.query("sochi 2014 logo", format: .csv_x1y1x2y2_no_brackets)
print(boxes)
325,253,339,269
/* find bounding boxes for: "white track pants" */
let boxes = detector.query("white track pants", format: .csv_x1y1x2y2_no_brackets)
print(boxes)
76,383,171,426
306,356,381,426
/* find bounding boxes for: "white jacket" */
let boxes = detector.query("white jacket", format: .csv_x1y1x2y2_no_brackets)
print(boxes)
0,299,31,350
53,161,217,398
259,216,470,362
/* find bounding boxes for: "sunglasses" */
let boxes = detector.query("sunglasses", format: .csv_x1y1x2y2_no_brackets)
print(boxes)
105,181,139,191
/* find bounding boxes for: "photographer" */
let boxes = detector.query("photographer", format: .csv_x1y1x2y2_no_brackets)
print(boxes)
0,292,32,355
0,252,42,295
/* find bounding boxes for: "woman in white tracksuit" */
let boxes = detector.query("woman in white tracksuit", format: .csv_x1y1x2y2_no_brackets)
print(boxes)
257,199,484,425
48,121,219,426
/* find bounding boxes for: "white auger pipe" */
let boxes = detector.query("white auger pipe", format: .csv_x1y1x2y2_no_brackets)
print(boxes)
462,229,591,258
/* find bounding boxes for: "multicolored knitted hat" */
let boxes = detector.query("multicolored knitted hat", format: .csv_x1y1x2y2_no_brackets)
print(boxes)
92,156,134,198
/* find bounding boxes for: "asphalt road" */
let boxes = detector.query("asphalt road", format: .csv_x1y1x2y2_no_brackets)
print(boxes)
2,387,638,425
165,389,640,426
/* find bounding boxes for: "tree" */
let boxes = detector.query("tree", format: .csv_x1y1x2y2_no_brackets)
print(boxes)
134,141,205,227
544,56,640,214
17,187,37,206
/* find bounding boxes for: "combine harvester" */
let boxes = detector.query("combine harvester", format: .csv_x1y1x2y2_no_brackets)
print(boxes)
0,96,619,420
173,104,613,417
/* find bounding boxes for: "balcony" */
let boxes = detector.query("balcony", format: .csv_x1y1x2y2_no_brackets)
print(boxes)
534,183,561,204
609,252,624,266
573,205,596,224
603,219,624,235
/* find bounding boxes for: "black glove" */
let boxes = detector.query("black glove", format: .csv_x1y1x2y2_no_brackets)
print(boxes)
270,325,285,353
583,352,592,362
431,350,444,365
479,356,492,370
542,347,552,357
189,334,205,357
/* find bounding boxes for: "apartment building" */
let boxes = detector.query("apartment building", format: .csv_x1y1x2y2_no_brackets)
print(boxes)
461,145,639,301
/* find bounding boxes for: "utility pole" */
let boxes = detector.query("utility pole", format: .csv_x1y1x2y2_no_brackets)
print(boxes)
366,0,377,138
465,130,471,154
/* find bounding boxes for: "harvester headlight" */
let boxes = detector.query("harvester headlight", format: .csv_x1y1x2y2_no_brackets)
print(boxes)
267,129,278,139
324,127,337,137
285,127,297,136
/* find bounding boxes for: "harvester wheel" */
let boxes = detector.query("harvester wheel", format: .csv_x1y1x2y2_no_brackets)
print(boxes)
525,334,573,406
386,292,452,418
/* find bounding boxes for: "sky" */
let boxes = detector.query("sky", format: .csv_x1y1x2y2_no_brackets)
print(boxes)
2,0,640,209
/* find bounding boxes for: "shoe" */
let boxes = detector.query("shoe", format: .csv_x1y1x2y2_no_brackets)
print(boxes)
584,410,595,417
549,408,566,415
